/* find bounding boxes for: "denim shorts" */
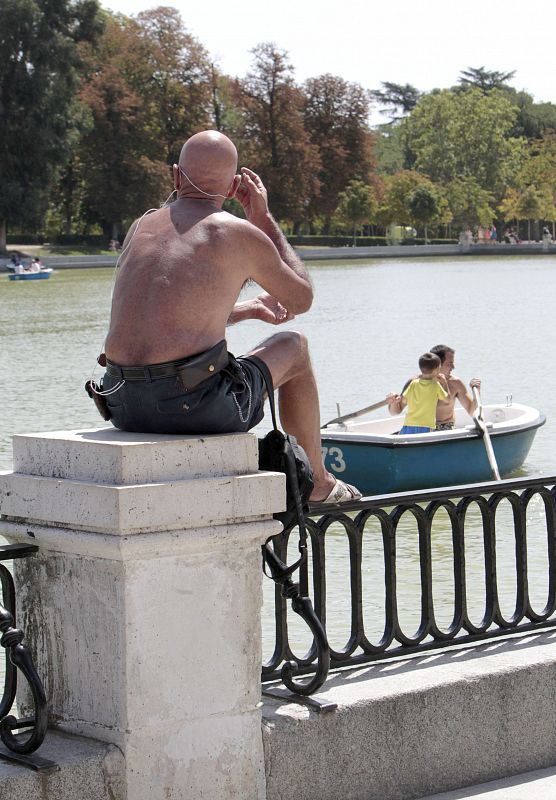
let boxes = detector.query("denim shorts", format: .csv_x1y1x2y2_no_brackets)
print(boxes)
399,425,432,434
102,353,270,435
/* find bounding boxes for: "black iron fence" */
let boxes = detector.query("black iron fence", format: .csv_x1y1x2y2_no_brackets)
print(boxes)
262,475,556,689
0,544,48,756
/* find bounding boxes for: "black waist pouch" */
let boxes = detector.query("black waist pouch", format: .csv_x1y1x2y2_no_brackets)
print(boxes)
177,340,229,391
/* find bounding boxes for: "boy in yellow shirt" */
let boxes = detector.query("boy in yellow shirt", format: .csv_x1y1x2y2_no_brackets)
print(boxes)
387,352,448,434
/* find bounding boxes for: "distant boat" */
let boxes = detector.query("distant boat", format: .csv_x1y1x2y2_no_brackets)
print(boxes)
321,403,545,495
8,269,53,281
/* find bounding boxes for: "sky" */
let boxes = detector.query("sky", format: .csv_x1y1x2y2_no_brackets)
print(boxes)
101,0,556,125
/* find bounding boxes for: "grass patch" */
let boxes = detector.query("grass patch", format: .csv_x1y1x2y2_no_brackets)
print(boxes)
7,243,114,257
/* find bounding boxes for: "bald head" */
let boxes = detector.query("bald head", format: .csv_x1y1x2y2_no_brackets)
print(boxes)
177,131,238,198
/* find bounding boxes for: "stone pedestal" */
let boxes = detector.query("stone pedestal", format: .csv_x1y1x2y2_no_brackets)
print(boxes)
0,427,283,800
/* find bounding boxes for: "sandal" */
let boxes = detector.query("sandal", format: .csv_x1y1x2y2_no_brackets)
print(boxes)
313,479,362,505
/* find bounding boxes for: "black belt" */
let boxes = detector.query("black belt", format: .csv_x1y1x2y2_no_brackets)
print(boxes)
105,340,229,391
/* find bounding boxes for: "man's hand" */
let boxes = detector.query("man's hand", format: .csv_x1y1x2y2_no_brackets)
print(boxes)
386,392,404,415
227,293,294,326
235,167,269,226
251,293,294,324
438,373,449,392
470,377,481,390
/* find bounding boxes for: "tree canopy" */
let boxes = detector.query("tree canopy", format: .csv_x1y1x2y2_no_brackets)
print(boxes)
0,0,103,249
4,10,556,249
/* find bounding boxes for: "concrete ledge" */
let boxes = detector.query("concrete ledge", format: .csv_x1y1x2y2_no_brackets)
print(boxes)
0,730,123,800
12,428,260,484
0,470,284,532
262,631,556,800
422,765,556,799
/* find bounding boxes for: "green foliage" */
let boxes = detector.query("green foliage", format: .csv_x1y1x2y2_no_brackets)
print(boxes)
458,66,516,93
236,43,321,227
403,88,523,197
303,73,374,230
0,0,103,248
374,124,407,175
371,82,422,121
4,17,556,248
333,180,378,243
445,177,496,228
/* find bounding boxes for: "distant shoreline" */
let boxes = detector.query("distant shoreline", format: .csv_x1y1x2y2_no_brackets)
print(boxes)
1,241,555,270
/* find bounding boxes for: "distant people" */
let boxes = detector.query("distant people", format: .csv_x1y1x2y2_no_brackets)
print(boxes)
9,253,22,271
504,227,521,244
489,225,498,243
543,226,552,241
458,228,473,248
386,352,448,434
430,344,481,430
109,239,121,252
28,258,41,273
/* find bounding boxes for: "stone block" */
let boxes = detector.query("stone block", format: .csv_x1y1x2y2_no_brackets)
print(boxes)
0,470,284,532
12,427,260,484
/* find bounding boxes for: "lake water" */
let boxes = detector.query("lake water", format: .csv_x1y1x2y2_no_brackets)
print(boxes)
2,256,555,657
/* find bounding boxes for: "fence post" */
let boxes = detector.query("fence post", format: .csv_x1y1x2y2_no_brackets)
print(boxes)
0,427,284,799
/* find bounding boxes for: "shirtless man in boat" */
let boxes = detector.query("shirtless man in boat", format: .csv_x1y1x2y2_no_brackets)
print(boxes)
100,129,360,505
430,344,481,430
387,344,480,430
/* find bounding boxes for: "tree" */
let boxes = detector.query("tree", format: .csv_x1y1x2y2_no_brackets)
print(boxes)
303,74,374,231
499,133,556,238
0,0,103,251
503,89,556,139
333,180,377,244
458,66,516,93
378,171,450,235
403,88,524,199
134,7,213,164
516,186,545,241
77,13,170,239
371,82,422,122
408,186,438,243
235,43,321,229
74,8,214,238
378,170,431,227
445,177,496,230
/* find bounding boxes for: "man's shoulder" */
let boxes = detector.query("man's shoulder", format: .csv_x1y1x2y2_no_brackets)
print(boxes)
210,212,265,241
448,374,467,393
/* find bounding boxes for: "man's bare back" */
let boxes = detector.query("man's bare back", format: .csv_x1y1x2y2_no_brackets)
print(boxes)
106,193,311,365
97,129,361,504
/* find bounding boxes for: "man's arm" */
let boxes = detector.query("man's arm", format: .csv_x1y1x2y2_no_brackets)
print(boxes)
234,167,313,313
454,377,481,414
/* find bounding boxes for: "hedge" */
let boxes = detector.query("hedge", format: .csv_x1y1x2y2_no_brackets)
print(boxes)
288,235,458,247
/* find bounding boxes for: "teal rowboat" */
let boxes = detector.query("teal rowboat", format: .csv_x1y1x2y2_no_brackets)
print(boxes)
321,402,545,495
8,270,52,281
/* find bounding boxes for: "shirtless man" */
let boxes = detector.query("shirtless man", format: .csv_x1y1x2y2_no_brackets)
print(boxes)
100,130,360,504
430,344,481,429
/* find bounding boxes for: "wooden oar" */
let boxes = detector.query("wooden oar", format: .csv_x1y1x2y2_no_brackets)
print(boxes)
472,387,501,481
322,398,389,428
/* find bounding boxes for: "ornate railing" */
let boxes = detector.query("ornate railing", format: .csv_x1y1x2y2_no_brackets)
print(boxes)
262,475,556,689
0,544,48,755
